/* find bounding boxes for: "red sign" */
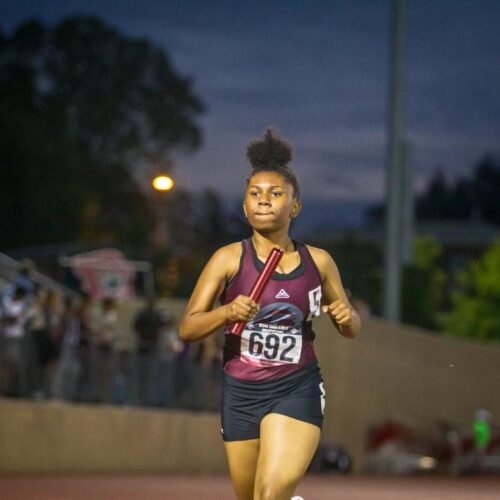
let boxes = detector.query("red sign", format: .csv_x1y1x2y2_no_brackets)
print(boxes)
69,249,136,299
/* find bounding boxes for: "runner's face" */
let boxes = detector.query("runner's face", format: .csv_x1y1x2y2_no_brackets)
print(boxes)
244,171,300,231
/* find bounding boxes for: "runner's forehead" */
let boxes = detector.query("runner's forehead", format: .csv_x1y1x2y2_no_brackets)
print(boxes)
248,183,285,190
247,173,289,190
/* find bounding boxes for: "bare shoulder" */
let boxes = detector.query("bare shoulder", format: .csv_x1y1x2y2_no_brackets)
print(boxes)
207,241,243,279
211,242,242,263
306,245,337,270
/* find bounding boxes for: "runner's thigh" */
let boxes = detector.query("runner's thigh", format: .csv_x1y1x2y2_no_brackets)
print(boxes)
224,438,260,500
254,413,320,500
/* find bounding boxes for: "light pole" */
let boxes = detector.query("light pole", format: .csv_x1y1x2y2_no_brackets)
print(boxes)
152,174,174,249
384,0,407,322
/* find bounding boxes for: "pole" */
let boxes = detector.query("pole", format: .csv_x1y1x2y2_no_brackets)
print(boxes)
401,141,414,265
383,0,407,321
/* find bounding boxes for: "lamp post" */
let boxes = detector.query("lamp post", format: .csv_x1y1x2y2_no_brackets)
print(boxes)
152,174,174,249
384,0,407,322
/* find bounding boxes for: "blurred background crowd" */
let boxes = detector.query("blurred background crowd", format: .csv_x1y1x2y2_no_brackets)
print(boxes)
0,260,222,410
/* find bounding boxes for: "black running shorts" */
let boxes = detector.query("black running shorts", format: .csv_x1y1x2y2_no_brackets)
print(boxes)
221,361,325,442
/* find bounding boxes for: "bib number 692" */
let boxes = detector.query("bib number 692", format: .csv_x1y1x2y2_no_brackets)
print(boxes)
246,331,300,364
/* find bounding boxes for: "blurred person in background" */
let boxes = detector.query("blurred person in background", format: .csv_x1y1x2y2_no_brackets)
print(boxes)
26,286,48,398
153,309,183,407
473,409,493,471
110,300,135,406
39,289,62,398
133,298,164,406
0,286,29,397
175,337,205,410
1,259,37,301
15,259,37,298
52,297,81,400
176,332,224,411
95,297,117,404
75,295,95,402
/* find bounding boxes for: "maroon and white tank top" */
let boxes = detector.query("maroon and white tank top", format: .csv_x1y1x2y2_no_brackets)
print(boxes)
221,238,323,381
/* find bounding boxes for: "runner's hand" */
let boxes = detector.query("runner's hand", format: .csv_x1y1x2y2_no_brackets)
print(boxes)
225,295,260,322
322,299,354,325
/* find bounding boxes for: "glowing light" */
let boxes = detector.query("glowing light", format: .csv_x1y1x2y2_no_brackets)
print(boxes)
418,456,436,469
152,175,174,191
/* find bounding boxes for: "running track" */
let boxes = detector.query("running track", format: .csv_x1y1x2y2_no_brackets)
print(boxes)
1,474,500,499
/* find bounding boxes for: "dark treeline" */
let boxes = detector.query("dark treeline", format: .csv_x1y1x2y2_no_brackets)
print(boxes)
416,156,500,225
366,155,500,226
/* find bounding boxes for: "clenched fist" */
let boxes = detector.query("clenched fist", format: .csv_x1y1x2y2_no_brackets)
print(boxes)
322,299,355,326
225,295,260,323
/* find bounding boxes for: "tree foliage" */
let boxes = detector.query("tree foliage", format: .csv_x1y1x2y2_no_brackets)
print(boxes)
443,241,500,340
416,156,500,225
401,237,446,329
156,189,249,296
0,16,205,249
365,155,500,226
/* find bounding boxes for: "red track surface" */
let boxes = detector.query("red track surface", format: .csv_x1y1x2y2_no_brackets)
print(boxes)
1,474,500,499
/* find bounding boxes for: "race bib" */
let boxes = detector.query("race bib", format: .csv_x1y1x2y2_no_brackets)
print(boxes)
240,323,302,366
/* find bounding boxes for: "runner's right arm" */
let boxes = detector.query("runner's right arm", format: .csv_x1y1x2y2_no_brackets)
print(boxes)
179,244,259,342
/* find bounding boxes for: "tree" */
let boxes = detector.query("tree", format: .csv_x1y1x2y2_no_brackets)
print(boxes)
443,241,500,340
45,16,204,165
0,22,84,246
0,16,205,249
155,189,250,297
365,155,500,227
401,237,446,329
415,155,500,225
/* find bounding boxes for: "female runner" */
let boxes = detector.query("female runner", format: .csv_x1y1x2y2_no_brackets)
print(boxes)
180,128,361,500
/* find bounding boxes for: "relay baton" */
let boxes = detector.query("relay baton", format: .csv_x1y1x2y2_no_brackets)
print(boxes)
229,247,284,335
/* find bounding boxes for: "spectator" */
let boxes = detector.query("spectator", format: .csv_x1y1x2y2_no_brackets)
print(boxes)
1,259,36,301
0,286,29,396
94,297,117,403
26,287,48,398
133,298,165,406
154,311,182,407
39,289,62,398
110,301,135,406
15,259,37,298
75,296,95,402
52,297,81,400
175,341,205,410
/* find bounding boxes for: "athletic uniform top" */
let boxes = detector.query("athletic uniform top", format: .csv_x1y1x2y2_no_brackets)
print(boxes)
221,238,323,382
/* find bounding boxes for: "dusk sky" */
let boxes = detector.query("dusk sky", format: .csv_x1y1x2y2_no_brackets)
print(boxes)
2,0,499,227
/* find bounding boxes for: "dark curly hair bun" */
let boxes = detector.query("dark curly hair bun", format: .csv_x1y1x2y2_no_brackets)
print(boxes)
245,127,301,199
246,128,293,169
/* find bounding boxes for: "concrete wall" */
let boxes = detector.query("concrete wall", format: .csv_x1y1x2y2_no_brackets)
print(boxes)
0,400,227,473
1,298,500,473
315,315,500,470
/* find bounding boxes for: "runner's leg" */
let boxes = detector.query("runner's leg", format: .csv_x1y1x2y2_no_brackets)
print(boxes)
224,438,260,500
254,413,320,500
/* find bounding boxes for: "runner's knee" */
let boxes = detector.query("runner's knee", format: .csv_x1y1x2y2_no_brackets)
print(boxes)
255,476,294,500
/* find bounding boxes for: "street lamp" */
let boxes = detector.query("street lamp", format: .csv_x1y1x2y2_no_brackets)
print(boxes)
152,174,174,248
152,175,174,192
